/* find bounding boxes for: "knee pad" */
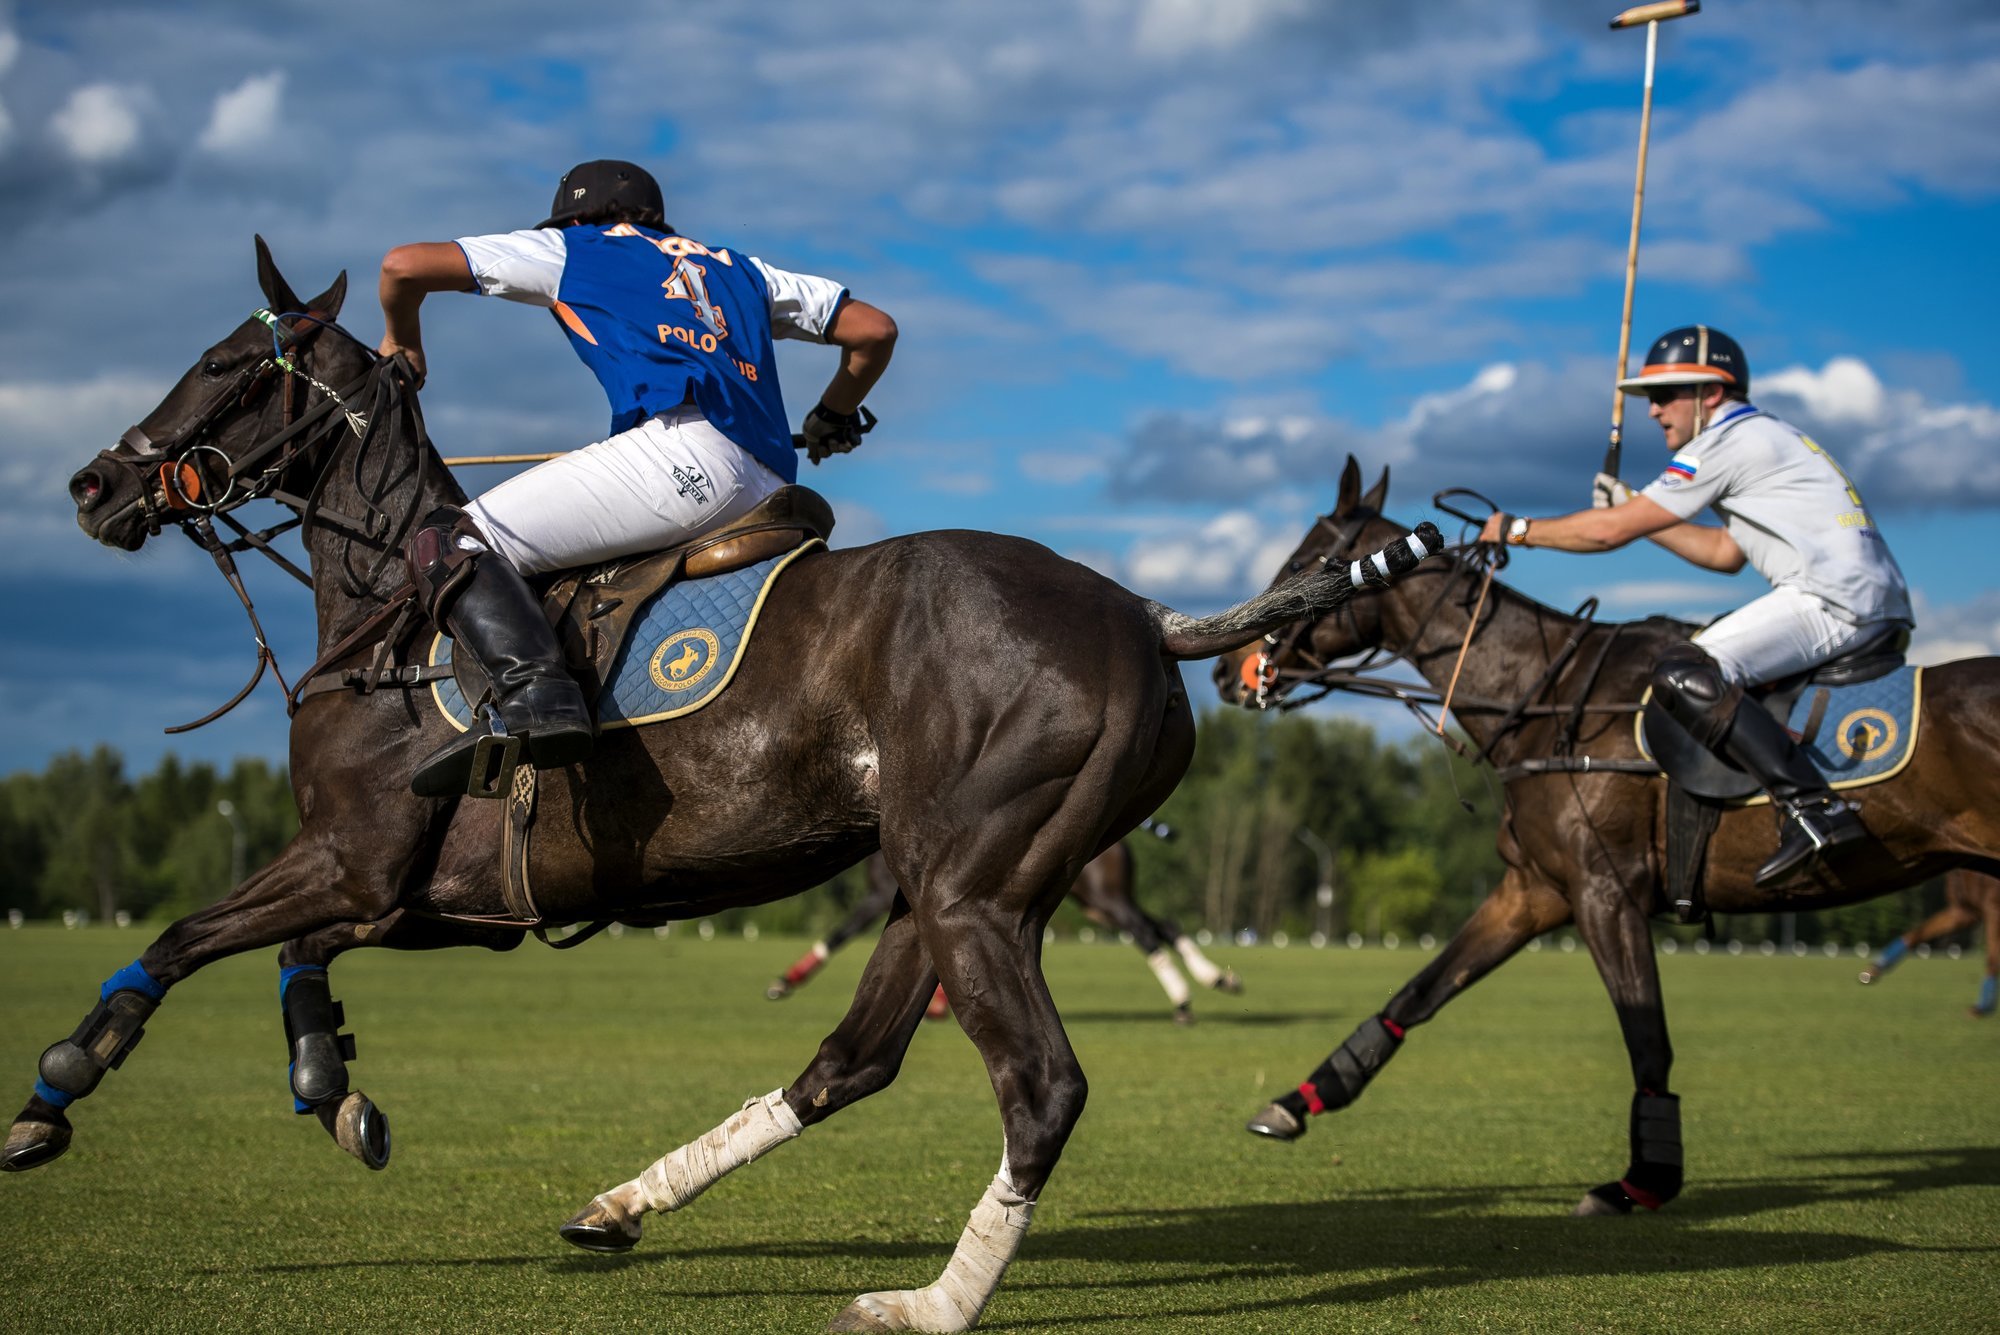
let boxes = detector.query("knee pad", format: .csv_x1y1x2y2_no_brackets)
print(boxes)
406,506,489,622
1651,644,1740,749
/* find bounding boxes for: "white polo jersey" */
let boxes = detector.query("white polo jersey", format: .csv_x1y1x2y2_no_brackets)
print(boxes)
1639,404,1912,627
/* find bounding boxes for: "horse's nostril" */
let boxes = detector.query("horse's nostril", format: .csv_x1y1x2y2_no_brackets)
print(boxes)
70,468,107,511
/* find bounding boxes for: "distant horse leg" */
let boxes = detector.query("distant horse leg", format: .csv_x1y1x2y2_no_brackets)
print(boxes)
1860,902,1977,986
830,856,1084,1332
4,836,396,1173
1079,884,1194,1022
1977,891,1999,1018
1570,880,1681,1217
768,859,899,1000
1248,867,1569,1142
275,912,525,1169
563,906,937,1253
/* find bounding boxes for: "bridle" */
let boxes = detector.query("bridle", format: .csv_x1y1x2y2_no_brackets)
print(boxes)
106,308,435,731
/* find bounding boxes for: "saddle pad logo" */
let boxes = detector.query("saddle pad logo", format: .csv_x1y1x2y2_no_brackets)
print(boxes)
1837,708,1897,762
650,628,721,692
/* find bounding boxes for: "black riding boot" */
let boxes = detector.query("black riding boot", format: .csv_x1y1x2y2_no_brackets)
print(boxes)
1719,702,1869,886
408,511,593,798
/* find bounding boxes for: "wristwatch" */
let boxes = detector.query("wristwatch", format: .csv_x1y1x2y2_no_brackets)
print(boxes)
1506,516,1531,546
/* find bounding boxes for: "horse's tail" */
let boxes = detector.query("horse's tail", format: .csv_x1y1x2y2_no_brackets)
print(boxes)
1150,523,1442,661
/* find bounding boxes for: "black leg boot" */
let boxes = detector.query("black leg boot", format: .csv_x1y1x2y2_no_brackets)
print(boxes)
408,510,594,799
1720,703,1869,886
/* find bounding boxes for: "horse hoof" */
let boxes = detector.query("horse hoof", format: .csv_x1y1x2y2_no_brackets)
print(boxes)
1215,971,1244,995
1857,969,1877,985
825,1298,898,1332
2,1113,72,1172
1573,1184,1634,1217
560,1192,644,1252
1244,1102,1303,1141
1172,1004,1194,1027
316,1091,390,1170
766,980,793,1000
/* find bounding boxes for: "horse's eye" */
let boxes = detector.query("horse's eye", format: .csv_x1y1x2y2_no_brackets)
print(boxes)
1288,561,1304,574
202,359,226,378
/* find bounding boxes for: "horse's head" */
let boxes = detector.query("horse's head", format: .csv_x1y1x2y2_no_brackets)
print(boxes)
1214,455,1410,707
69,236,348,551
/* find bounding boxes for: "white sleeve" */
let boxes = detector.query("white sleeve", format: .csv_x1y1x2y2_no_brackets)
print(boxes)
1640,445,1744,521
454,229,568,309
749,256,849,343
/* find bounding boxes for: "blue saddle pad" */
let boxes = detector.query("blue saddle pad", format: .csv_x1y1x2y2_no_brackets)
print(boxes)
1637,665,1923,801
429,540,820,733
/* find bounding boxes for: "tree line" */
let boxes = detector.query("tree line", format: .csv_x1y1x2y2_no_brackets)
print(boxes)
2,716,1955,949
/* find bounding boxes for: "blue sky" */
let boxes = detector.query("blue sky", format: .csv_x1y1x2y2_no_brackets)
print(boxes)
2,0,1998,775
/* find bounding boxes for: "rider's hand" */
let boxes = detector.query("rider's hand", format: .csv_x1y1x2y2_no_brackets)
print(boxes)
1592,472,1634,509
377,338,426,388
800,402,867,465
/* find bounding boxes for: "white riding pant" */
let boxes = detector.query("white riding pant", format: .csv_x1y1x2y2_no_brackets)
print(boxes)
1694,586,1900,687
463,406,785,576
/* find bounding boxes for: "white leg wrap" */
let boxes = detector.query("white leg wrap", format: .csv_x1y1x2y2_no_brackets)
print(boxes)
846,1169,1034,1332
1145,948,1192,1007
613,1089,802,1218
1174,936,1223,988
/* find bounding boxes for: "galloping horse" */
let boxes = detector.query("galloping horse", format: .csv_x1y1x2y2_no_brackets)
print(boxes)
1859,869,2000,1016
11,242,1433,1331
769,826,1243,1023
1215,458,2000,1218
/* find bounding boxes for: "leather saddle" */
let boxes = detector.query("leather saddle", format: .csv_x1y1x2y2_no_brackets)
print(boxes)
1640,624,1910,800
450,485,835,709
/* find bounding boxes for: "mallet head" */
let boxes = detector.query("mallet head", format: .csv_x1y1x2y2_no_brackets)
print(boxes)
1610,0,1699,29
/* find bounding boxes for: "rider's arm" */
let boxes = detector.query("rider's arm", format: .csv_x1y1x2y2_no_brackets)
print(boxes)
377,243,477,376
817,299,898,416
1478,496,1746,572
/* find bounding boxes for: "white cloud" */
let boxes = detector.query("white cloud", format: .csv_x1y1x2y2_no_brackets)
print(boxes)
1591,578,1742,618
0,28,18,77
1122,506,1301,602
1908,590,2000,665
49,83,148,164
198,71,285,155
0,100,12,154
1759,358,2000,507
1132,0,1305,59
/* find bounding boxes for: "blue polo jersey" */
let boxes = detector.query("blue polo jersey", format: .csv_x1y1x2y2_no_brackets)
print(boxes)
552,224,799,483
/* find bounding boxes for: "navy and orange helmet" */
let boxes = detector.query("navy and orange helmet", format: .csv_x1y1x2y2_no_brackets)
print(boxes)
1617,325,1750,398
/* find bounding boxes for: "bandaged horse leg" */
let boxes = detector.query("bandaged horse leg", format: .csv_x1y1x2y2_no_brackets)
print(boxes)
1144,948,1193,1014
4,959,167,1171
1249,868,1569,1142
567,910,938,1252
830,1154,1035,1333
1570,878,1682,1215
1174,933,1241,993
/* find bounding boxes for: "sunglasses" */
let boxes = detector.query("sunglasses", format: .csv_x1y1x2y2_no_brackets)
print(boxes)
1644,386,1696,407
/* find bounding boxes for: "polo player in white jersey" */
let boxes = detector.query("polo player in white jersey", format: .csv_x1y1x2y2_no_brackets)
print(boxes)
1478,326,1914,886
375,160,897,798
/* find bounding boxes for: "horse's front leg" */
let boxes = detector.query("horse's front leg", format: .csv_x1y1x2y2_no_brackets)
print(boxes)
1569,874,1682,1217
3,831,405,1173
1247,865,1570,1141
561,904,938,1253
274,912,526,1170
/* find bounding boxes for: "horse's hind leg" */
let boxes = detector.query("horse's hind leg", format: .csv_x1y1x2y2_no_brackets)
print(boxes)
275,913,525,1170
1975,882,1999,1017
828,841,1092,1331
1247,866,1569,1142
4,834,396,1173
563,904,938,1254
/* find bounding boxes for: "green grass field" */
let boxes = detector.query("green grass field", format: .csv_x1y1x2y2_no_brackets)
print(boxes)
1,928,1994,1333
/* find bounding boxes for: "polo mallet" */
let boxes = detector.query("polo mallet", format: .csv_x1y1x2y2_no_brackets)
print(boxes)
1603,0,1700,479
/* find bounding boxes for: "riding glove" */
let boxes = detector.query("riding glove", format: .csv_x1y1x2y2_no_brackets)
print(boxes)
800,403,869,465
1592,472,1635,509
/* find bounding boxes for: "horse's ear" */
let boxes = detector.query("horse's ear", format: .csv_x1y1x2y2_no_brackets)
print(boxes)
1336,456,1362,514
305,270,348,319
254,234,302,314
1362,466,1391,513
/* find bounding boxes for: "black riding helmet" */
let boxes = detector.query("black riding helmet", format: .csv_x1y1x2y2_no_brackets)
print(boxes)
1617,325,1750,399
537,159,667,230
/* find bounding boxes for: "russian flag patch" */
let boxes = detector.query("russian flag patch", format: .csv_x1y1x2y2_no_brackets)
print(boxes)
1663,454,1699,482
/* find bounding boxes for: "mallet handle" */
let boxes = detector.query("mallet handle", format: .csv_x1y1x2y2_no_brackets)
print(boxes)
440,452,564,466
1605,18,1662,479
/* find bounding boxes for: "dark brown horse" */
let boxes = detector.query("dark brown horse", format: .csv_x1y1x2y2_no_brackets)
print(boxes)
1858,869,2000,1016
769,826,1242,1022
10,242,1432,1330
1214,458,2000,1218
